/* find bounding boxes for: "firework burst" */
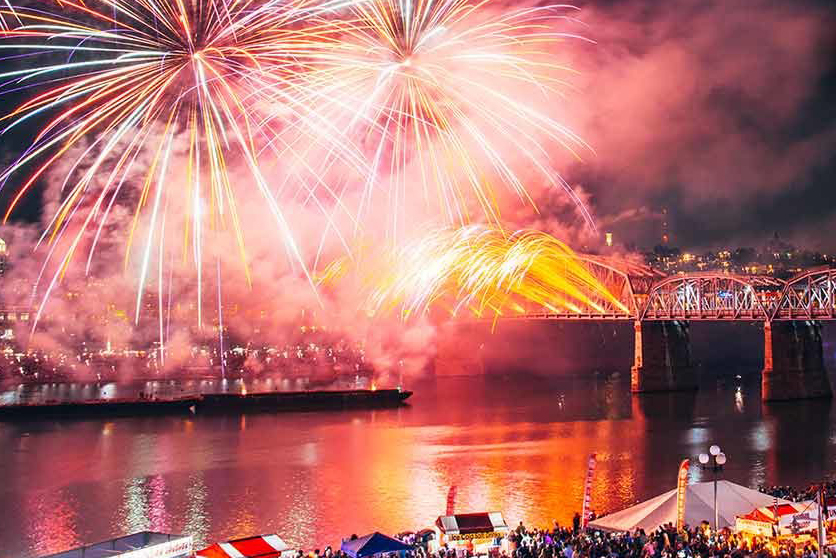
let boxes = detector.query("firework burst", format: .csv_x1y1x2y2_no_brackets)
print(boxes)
0,0,362,336
303,0,595,238
365,225,629,321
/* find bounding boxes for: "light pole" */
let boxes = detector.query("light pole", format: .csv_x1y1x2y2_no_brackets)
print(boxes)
698,445,728,533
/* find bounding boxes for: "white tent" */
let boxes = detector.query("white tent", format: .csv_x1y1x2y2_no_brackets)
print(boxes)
588,480,795,533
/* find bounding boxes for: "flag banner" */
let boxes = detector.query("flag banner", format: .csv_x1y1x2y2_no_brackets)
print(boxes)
581,453,597,528
676,459,690,530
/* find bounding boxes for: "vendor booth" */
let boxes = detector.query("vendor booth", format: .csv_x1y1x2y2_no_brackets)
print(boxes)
431,512,509,556
735,507,783,538
735,504,814,538
736,502,824,536
588,481,792,533
734,500,836,551
340,532,412,558
196,534,294,558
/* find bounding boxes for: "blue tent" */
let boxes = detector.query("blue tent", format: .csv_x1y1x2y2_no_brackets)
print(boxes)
340,533,411,558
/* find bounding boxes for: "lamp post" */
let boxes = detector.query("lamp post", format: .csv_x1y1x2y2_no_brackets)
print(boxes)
698,445,727,533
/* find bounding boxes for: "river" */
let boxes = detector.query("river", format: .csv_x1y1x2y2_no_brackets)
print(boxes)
0,374,834,557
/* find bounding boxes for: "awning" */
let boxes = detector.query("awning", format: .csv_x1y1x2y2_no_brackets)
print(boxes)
436,512,509,535
196,535,290,558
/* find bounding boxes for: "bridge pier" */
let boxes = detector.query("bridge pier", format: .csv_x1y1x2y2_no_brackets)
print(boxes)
762,321,831,401
631,320,698,393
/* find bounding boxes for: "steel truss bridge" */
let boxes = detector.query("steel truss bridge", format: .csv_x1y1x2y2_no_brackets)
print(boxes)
514,262,836,322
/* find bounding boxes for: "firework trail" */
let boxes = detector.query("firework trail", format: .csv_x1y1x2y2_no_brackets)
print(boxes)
300,0,594,239
365,225,629,321
0,0,607,361
0,0,362,336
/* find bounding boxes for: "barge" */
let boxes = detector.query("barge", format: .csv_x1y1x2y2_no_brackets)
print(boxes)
199,388,412,412
0,388,412,420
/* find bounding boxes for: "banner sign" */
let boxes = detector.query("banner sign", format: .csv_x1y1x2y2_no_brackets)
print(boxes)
581,453,597,528
735,517,774,538
448,532,505,542
778,508,819,535
676,459,690,530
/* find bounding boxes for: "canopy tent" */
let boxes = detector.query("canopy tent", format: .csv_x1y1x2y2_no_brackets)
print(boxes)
340,532,412,558
436,512,509,536
588,481,796,533
196,535,292,558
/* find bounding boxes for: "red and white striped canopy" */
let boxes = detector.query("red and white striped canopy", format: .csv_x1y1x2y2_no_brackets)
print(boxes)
197,535,291,558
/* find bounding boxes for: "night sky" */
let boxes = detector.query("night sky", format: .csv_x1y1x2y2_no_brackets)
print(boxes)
1,0,834,253
565,0,836,253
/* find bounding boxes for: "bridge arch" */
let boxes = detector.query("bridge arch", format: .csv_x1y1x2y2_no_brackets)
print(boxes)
639,272,784,321
574,256,643,317
772,267,836,320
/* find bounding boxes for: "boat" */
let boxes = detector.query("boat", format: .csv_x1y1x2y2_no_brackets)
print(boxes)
198,388,412,413
0,396,198,419
0,388,412,420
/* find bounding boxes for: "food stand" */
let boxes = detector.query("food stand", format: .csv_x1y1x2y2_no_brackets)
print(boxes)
735,508,777,538
735,502,836,549
431,512,509,557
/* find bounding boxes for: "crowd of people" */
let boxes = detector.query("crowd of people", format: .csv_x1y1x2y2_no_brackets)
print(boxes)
385,516,831,558
286,480,836,558
289,519,832,558
499,519,830,558
760,481,836,503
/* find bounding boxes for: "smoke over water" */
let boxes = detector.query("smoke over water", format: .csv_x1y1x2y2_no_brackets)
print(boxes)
0,131,440,384
0,0,833,384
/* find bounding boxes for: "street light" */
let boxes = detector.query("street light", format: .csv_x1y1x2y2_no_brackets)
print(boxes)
698,445,728,533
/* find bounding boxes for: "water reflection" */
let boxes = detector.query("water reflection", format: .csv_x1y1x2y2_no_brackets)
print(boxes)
121,477,151,533
0,375,834,558
25,488,81,557
184,474,209,547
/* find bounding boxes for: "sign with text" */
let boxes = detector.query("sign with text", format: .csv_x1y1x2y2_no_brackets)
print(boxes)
735,517,774,538
448,532,504,542
778,508,819,535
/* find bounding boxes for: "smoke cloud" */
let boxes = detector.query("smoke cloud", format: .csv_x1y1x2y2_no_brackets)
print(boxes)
0,0,833,383
562,0,836,251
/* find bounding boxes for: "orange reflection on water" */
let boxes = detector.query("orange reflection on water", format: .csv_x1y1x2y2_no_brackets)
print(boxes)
3,375,835,558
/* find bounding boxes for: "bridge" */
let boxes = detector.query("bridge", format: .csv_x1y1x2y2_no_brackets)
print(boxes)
466,264,836,402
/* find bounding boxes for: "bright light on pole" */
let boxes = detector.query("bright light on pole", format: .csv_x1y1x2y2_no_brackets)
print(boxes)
698,445,727,533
